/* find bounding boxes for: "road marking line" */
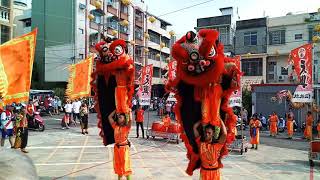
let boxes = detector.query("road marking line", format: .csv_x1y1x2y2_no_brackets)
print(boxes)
108,144,113,178
132,142,154,179
152,141,187,177
41,138,65,164
233,163,264,179
70,136,89,177
27,145,109,149
35,162,106,166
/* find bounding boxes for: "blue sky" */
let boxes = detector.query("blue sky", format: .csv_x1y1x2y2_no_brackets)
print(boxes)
145,0,320,37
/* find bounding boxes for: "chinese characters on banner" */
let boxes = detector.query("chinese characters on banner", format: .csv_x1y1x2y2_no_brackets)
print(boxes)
289,44,313,103
138,64,153,105
229,55,242,107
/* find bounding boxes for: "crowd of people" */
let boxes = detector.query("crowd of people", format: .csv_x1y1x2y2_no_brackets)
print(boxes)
246,110,320,152
0,103,30,153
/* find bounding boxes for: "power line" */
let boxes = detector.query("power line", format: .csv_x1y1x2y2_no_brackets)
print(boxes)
157,0,215,17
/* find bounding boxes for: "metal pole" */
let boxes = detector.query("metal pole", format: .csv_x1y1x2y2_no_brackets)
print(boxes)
146,106,150,132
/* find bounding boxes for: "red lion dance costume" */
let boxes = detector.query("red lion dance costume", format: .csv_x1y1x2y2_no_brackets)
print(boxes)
91,38,134,145
167,29,241,178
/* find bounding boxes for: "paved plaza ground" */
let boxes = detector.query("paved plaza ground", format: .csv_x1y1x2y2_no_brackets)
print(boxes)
3,111,320,180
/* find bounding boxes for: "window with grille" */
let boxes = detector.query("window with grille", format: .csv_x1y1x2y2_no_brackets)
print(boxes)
295,34,303,40
149,30,160,44
244,32,257,46
241,58,263,76
120,3,128,14
269,30,285,45
135,27,143,40
153,67,160,77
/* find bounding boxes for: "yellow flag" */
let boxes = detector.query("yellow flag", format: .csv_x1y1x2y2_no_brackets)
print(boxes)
66,56,93,100
0,29,37,105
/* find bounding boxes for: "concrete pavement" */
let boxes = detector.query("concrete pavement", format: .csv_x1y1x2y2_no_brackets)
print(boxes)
2,111,319,180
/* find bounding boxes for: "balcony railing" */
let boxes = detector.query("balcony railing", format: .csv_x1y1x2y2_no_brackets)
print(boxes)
0,7,10,22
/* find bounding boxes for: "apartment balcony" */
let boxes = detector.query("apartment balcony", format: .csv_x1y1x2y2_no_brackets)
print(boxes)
107,4,117,16
0,6,10,23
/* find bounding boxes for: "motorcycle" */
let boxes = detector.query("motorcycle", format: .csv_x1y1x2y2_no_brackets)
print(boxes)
28,111,45,131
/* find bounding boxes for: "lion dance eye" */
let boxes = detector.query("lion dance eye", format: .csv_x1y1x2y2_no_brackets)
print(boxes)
208,46,216,58
114,45,124,56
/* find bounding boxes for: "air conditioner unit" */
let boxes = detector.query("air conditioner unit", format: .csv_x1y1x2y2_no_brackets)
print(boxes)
278,75,284,82
79,3,86,10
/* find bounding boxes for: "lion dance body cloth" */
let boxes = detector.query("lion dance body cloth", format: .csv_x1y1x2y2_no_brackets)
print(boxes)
166,29,242,178
91,38,134,146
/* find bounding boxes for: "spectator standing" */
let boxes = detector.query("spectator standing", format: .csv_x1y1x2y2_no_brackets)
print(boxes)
80,103,89,135
72,99,82,124
135,106,145,138
260,113,267,131
241,109,248,125
63,100,72,129
0,105,15,147
14,105,29,153
57,97,62,115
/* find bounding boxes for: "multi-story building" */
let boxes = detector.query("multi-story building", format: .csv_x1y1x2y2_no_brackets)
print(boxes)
195,7,238,55
146,12,172,97
13,0,31,37
31,0,149,88
235,18,267,89
0,0,14,44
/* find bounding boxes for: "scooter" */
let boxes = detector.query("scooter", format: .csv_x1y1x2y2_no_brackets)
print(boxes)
28,111,45,131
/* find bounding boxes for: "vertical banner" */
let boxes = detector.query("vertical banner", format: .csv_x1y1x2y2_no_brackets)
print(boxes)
229,55,242,107
138,64,153,105
289,44,313,102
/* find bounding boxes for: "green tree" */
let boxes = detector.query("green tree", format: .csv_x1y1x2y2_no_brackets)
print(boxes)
242,88,252,117
53,88,65,99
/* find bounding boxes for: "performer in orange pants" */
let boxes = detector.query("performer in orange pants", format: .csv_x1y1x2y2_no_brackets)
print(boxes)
304,111,313,140
269,112,279,137
249,114,262,150
108,110,132,180
286,113,294,139
193,119,227,180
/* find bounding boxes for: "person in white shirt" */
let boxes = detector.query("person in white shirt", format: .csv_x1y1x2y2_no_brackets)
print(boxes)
72,99,82,124
63,100,73,129
0,105,15,147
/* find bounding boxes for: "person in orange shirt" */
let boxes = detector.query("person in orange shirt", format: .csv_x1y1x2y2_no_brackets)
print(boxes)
317,120,320,139
286,113,294,139
162,113,172,127
135,106,144,138
304,111,313,140
108,110,132,180
193,119,227,180
249,114,262,150
269,112,279,137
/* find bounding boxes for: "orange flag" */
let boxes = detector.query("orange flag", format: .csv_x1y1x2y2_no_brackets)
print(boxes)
66,56,93,100
0,29,37,105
